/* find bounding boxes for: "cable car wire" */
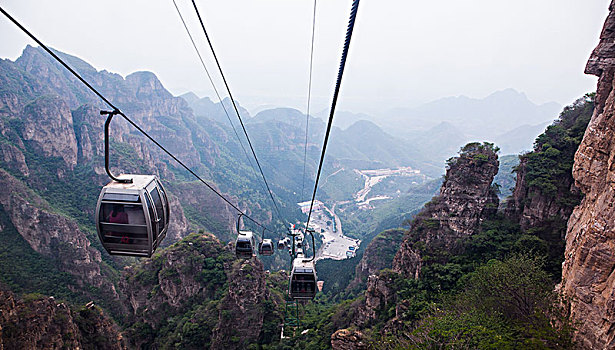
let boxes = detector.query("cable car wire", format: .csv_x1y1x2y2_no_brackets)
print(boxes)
190,0,291,234
0,5,271,231
304,0,361,231
172,0,272,221
301,0,318,201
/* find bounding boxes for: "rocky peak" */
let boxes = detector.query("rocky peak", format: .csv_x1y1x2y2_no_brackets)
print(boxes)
353,143,500,328
561,2,615,348
15,45,96,109
392,142,499,279
211,257,269,349
585,0,615,114
125,71,173,101
120,233,231,325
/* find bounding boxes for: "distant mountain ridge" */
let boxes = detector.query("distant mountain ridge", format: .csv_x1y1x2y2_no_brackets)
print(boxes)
383,88,560,136
368,89,561,159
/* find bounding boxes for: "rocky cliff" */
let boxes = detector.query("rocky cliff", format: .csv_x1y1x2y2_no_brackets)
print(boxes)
348,229,404,290
507,96,593,232
504,95,594,276
120,233,279,349
561,1,615,347
351,143,499,328
211,258,270,349
392,142,499,279
0,288,126,350
0,168,118,300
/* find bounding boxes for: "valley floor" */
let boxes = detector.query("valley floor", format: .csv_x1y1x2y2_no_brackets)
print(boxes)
299,200,360,261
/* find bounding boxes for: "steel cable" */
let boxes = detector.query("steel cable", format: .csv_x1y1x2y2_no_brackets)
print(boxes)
304,0,361,231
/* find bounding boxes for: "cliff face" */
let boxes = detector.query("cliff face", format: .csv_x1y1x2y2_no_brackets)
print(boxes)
561,2,615,348
120,233,277,349
0,289,126,350
0,168,117,299
506,98,593,233
354,143,499,327
393,143,499,279
348,229,404,290
507,156,573,231
211,258,269,350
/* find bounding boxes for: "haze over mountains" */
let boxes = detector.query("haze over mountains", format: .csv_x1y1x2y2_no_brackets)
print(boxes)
186,87,562,173
314,88,561,157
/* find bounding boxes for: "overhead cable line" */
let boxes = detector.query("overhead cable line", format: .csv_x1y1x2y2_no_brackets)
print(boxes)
304,0,361,231
172,0,271,214
190,0,291,235
0,5,270,231
301,0,318,201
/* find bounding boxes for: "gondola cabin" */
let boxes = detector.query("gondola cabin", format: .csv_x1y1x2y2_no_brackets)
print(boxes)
289,254,317,300
259,239,274,256
235,230,255,258
278,237,290,250
96,175,170,258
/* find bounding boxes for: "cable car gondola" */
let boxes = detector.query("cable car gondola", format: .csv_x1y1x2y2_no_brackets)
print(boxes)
289,253,317,300
234,213,256,259
278,237,290,250
96,110,170,258
96,174,170,257
235,230,256,259
259,238,274,256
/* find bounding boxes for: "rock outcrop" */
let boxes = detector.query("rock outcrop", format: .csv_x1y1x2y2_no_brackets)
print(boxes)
506,98,593,233
121,233,231,327
561,2,615,348
211,258,269,350
393,142,499,279
508,156,565,230
120,233,277,349
355,143,499,327
331,329,367,350
0,289,126,350
348,229,404,290
0,169,116,296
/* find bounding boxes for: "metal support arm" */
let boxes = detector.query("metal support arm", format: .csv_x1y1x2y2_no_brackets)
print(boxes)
101,110,132,183
303,228,316,262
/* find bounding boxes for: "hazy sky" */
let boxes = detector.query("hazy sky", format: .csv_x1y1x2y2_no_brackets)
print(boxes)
0,0,610,114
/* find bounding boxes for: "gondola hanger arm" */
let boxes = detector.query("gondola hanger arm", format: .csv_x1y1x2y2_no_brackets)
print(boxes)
101,109,132,184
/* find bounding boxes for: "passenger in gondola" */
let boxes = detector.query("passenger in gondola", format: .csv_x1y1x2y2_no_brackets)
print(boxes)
107,204,128,224
107,204,129,243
